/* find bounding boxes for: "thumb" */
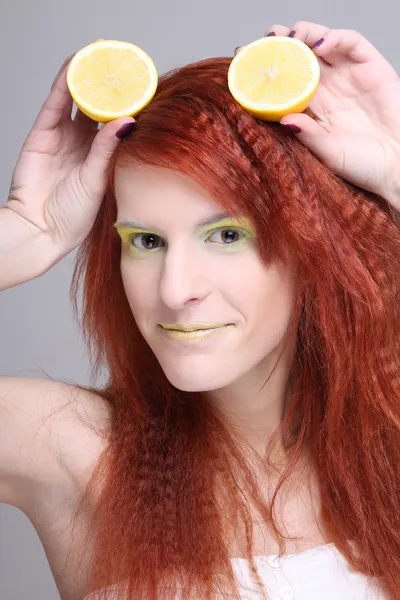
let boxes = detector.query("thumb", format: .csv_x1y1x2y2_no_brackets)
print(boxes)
80,117,136,196
279,113,332,160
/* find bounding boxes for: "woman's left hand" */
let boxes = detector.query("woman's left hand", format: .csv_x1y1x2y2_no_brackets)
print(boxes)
258,22,400,213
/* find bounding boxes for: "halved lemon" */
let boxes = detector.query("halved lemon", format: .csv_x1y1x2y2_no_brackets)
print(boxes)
67,40,158,123
228,36,320,121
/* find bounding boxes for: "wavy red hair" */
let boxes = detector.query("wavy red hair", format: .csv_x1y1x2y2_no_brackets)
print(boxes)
66,57,400,599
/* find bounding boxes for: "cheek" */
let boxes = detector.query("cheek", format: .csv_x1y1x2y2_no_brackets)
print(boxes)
241,261,296,338
120,258,157,320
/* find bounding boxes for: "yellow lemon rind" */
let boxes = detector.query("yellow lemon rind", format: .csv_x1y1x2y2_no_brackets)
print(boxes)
228,36,320,122
67,40,158,123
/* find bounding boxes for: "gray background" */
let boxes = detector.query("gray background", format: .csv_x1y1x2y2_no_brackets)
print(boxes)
0,0,398,598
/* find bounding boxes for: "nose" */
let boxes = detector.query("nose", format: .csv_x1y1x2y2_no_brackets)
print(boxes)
159,244,211,310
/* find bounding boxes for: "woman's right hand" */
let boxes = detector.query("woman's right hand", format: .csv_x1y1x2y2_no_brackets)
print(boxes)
1,49,135,288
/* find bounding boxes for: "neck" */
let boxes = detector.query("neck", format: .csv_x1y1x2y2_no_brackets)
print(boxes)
207,352,296,459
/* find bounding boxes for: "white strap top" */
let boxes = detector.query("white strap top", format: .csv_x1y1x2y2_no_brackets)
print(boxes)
229,543,387,599
84,543,388,599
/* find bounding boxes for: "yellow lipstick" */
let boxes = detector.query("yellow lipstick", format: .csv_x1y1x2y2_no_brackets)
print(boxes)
159,323,228,331
158,323,232,343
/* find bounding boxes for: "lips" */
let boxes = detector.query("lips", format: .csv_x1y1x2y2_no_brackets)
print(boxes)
159,323,230,332
158,324,233,345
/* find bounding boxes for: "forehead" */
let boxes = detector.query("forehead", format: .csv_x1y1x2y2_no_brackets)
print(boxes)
115,164,221,218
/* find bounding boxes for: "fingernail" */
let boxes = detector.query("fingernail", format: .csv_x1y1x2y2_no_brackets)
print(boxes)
281,123,302,134
116,121,135,139
288,30,296,38
266,32,276,37
313,38,324,48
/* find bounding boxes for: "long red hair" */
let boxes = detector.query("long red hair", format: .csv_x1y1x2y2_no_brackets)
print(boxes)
67,57,400,599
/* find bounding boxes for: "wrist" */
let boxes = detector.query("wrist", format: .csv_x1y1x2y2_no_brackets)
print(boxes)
0,205,66,291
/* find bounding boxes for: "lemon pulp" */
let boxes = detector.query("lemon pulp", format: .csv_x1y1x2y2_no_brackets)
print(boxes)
67,40,158,122
228,36,320,121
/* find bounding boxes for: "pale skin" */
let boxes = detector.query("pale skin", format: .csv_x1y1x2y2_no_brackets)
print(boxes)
115,163,297,457
0,22,399,600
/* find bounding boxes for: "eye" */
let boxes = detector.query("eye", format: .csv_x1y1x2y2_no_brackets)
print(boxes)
206,228,245,244
129,233,165,251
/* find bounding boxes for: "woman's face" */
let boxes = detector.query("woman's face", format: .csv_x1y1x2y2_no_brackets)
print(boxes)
114,164,296,393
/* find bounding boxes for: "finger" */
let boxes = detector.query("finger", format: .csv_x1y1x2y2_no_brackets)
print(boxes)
235,24,291,55
73,106,100,131
283,21,330,47
309,29,381,66
50,53,75,92
279,113,338,167
32,55,75,132
52,54,76,121
264,24,291,37
80,117,136,198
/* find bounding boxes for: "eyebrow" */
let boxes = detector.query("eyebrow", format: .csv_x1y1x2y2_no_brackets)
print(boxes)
114,212,243,230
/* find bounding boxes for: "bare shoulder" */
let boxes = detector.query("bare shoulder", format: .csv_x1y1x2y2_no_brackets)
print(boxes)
0,376,112,514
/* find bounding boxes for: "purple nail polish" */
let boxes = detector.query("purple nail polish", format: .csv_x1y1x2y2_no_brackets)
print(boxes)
313,38,324,48
266,32,276,37
281,123,302,134
116,122,135,139
288,30,296,38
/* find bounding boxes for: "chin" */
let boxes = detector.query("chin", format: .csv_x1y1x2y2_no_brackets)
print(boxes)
162,365,233,393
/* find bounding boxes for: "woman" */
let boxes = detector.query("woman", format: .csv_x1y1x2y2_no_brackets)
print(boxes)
1,20,400,600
